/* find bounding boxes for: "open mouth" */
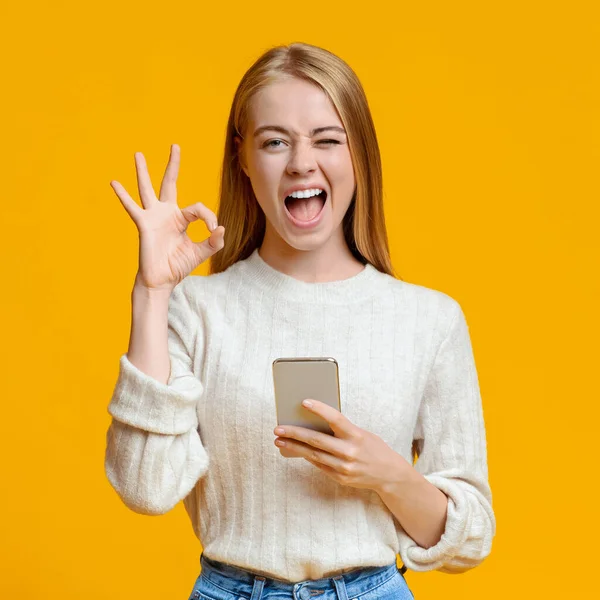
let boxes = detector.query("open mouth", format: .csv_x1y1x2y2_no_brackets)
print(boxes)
284,190,328,222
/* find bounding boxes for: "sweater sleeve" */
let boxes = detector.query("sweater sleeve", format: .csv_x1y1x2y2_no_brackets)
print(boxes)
104,279,210,516
397,301,496,573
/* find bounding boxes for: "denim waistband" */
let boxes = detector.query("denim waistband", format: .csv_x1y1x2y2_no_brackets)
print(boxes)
199,553,402,600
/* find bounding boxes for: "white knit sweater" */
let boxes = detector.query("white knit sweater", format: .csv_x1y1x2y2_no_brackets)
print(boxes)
105,248,495,582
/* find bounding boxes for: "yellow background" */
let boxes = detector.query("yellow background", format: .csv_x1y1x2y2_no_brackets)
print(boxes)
1,1,598,598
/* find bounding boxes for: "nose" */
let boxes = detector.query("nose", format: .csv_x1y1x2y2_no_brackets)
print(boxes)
286,141,318,176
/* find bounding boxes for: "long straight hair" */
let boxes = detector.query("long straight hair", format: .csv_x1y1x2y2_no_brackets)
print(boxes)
209,42,401,280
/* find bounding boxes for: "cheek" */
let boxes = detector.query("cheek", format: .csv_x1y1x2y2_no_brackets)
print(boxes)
250,162,274,189
252,152,286,178
248,159,283,202
325,152,355,182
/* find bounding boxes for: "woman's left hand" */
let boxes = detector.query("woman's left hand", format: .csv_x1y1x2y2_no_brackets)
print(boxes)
273,399,411,492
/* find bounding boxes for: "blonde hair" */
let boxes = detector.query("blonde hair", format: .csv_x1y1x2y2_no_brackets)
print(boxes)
209,42,401,280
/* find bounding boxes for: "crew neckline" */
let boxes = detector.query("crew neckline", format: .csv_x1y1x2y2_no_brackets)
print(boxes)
237,247,389,304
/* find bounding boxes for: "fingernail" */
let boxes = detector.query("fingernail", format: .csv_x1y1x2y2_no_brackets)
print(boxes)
209,222,217,232
302,400,313,408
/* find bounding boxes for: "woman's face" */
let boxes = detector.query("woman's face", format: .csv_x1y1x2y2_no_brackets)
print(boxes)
235,77,356,253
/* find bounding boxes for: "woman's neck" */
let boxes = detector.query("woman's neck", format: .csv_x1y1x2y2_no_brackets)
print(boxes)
238,247,386,306
258,230,365,284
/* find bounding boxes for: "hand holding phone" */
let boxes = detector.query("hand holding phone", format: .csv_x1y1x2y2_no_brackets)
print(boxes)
272,357,341,435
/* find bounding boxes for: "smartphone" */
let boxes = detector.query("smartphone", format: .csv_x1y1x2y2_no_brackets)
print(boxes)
272,357,341,435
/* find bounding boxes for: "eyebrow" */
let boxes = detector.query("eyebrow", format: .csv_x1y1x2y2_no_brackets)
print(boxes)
252,125,347,138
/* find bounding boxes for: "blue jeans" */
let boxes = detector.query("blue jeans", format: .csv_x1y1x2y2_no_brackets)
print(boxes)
188,553,414,600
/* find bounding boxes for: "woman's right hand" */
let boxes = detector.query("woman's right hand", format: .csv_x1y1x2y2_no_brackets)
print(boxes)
110,144,225,293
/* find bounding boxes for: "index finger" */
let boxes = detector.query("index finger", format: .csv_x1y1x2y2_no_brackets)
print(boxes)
276,424,350,458
301,399,355,438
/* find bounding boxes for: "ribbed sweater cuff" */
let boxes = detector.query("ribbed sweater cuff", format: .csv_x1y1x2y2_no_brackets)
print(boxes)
107,353,203,435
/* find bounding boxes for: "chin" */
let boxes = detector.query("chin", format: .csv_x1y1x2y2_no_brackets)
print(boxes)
279,236,323,251
279,230,337,254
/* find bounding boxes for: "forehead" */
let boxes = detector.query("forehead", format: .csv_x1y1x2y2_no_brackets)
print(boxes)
248,78,342,132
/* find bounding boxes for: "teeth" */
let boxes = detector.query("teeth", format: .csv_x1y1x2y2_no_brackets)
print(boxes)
287,188,324,199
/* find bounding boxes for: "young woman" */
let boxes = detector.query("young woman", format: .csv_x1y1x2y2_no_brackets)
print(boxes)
105,42,496,600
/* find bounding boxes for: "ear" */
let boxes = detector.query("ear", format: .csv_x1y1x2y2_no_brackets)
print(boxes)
234,135,249,177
